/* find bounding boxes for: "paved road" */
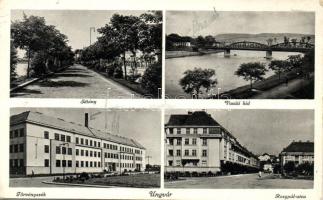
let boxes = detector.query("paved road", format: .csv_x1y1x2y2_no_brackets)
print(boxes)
10,176,71,187
11,64,141,98
165,173,313,189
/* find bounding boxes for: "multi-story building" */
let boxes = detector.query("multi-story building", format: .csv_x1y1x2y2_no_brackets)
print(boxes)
164,111,259,173
280,141,314,166
10,111,146,175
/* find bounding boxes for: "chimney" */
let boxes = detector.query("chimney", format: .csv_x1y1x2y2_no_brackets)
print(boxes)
85,113,89,128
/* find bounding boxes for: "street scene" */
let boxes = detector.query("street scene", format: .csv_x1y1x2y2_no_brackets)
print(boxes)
165,11,314,99
10,108,161,187
164,109,314,189
10,10,162,98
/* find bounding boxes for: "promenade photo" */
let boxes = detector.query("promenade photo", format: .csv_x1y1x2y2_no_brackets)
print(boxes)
10,108,161,188
165,11,315,99
164,109,314,189
10,10,162,98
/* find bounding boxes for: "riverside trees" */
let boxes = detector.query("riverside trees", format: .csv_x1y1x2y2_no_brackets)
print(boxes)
11,14,74,79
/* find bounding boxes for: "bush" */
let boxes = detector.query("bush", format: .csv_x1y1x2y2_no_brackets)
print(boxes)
284,162,296,174
113,66,123,78
141,62,162,98
79,172,90,180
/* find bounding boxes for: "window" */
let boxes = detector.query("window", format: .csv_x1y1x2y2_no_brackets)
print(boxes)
192,150,197,156
98,152,101,157
98,162,101,167
76,149,79,156
14,130,19,137
56,146,61,154
55,133,59,140
62,160,66,167
19,144,24,152
62,147,66,155
76,161,79,167
85,139,88,145
85,150,88,157
94,151,97,157
202,138,207,146
169,128,173,134
184,150,189,156
193,128,197,134
169,139,174,145
19,128,24,137
44,159,49,167
81,149,84,156
44,145,49,153
10,145,13,153
177,139,181,145
98,142,100,147
192,138,197,145
68,148,72,155
14,144,18,152
185,138,189,145
86,161,88,167
203,128,207,134
81,138,84,145
176,150,181,156
66,136,71,143
56,160,61,167
81,161,84,167
76,137,79,144
68,160,72,167
90,151,93,157
186,128,190,134
202,150,207,157
61,135,65,142
94,162,97,167
105,152,107,158
90,140,93,146
44,131,49,139
94,141,97,147
169,150,173,156
177,128,181,134
90,161,93,167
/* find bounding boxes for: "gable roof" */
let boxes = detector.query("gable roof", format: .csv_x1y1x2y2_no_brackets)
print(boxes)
10,111,145,149
281,141,314,153
166,111,220,126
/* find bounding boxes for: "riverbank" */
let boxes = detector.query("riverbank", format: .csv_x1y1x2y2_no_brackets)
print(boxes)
214,70,314,99
166,50,223,59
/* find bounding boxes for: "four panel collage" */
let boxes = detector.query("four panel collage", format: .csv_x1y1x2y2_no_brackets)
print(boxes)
9,9,315,192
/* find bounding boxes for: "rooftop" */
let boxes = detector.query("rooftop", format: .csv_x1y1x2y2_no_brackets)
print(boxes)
10,111,145,149
166,111,220,126
281,141,314,153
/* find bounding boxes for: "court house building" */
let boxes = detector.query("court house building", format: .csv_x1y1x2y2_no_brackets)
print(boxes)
10,111,146,175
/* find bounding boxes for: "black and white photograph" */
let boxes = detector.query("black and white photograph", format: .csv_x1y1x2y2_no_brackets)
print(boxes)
9,108,161,188
10,10,162,99
165,11,315,99
164,109,314,189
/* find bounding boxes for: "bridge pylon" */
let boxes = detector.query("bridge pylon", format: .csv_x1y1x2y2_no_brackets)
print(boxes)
224,49,230,58
265,50,272,59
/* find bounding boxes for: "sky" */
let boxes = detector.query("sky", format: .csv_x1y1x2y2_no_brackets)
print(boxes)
166,11,315,36
11,10,151,50
165,109,314,156
11,108,161,165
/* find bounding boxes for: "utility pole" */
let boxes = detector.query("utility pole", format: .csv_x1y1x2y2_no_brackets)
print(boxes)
146,155,152,173
90,27,95,46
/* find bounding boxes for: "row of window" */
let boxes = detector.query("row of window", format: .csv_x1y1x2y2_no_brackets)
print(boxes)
54,133,71,143
55,146,73,155
75,148,101,157
168,128,208,135
10,128,24,138
9,143,24,153
168,149,207,157
168,160,208,167
76,137,102,148
9,159,24,167
168,138,207,146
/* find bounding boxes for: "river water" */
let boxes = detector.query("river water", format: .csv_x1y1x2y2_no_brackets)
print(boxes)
165,50,301,98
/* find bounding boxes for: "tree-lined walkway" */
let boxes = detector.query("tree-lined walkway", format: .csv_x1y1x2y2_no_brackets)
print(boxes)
10,64,141,98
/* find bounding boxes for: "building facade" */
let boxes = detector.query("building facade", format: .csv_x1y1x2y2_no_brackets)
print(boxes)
280,141,314,166
10,111,146,175
164,111,259,173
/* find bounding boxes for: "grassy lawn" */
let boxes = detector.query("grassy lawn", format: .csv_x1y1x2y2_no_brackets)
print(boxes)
57,174,160,188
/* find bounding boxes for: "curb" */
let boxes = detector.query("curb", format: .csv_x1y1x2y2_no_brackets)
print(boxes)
10,66,71,93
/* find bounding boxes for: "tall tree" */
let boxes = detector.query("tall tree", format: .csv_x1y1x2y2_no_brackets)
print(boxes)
10,41,18,82
235,62,267,89
179,68,217,99
268,60,290,80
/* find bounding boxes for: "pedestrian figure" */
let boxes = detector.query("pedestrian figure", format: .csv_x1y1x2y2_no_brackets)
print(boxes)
31,170,34,178
258,171,262,178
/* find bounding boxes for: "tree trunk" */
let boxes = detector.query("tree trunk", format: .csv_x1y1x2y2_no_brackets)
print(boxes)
133,51,137,78
27,47,31,78
123,51,127,80
250,79,253,89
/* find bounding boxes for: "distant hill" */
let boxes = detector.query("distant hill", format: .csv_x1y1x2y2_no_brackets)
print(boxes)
215,33,315,44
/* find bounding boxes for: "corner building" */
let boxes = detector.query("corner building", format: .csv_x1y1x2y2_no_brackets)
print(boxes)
165,111,259,173
10,111,145,175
